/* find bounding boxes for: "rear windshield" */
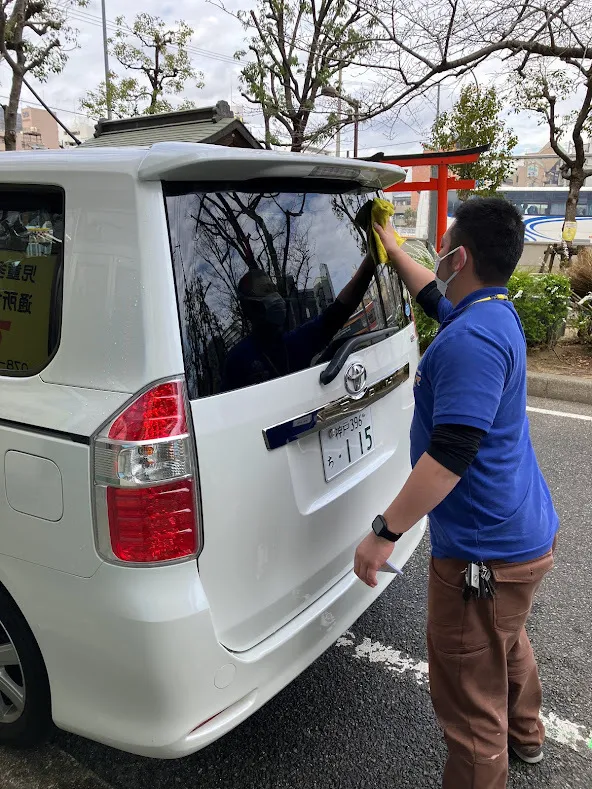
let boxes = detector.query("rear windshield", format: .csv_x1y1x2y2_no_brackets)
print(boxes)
165,183,411,399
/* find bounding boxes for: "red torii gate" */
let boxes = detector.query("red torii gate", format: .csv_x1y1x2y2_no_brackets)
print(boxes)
363,145,490,246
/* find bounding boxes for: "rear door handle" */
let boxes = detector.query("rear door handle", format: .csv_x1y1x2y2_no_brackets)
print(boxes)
319,327,398,385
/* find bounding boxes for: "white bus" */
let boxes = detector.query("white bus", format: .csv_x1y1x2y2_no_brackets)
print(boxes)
448,186,592,243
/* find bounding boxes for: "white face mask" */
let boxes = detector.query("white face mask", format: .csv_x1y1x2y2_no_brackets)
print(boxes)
434,245,464,297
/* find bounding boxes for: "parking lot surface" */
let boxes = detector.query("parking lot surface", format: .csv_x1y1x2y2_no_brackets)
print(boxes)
1,396,591,789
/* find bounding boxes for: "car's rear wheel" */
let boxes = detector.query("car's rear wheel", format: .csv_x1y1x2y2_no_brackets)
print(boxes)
0,589,52,747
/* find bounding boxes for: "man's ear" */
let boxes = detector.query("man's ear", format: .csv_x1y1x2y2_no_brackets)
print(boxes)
453,246,468,273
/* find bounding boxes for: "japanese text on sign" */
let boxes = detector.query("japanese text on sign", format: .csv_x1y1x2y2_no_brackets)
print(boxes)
0,253,57,372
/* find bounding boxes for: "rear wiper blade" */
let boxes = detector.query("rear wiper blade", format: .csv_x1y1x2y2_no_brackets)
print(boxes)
319,327,398,385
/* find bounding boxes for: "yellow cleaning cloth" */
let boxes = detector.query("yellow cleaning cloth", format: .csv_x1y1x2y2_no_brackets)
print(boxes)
355,198,405,265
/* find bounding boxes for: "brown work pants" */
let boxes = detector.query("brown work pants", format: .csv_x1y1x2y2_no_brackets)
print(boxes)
427,547,555,789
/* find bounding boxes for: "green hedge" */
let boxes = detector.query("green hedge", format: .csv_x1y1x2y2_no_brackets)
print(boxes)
413,299,439,353
401,239,571,351
507,272,571,348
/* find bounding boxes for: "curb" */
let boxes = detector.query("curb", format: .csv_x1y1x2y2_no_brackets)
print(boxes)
527,371,592,406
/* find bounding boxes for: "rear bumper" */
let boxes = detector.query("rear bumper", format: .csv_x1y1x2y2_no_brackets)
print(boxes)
1,519,426,759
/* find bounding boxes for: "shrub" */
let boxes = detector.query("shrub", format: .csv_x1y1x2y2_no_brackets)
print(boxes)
507,271,571,348
399,242,571,351
569,247,592,298
573,293,592,344
401,240,439,352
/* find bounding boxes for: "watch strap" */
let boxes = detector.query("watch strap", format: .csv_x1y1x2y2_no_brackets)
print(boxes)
372,514,402,543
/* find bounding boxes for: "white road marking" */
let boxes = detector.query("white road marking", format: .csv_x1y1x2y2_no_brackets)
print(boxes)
526,406,592,422
336,631,592,756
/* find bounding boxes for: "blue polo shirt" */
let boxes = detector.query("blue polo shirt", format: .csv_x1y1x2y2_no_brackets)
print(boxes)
410,286,558,562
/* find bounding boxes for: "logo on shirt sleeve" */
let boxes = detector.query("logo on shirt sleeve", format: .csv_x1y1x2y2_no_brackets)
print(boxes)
414,368,422,388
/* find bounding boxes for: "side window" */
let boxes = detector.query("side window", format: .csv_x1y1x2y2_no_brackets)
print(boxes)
0,187,64,376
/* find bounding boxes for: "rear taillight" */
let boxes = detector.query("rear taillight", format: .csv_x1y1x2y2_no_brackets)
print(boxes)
93,379,200,564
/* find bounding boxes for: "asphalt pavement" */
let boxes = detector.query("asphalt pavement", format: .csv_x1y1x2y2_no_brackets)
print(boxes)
1,395,591,789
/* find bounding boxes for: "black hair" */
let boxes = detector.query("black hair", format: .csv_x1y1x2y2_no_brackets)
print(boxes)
450,197,525,285
238,269,277,299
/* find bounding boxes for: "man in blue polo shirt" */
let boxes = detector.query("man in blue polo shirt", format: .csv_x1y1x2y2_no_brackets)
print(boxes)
354,198,558,789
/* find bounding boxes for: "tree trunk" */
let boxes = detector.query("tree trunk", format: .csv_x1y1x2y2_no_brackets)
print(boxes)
564,171,585,224
263,112,273,150
561,171,585,268
290,118,305,153
3,71,23,151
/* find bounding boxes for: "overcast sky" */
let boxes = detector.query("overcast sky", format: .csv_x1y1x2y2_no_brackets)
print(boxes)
5,0,574,156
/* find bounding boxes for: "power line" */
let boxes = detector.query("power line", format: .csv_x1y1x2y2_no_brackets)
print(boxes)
0,93,87,119
68,9,245,66
355,140,423,152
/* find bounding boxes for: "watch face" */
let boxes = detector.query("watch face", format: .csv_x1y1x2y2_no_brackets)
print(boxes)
372,515,385,536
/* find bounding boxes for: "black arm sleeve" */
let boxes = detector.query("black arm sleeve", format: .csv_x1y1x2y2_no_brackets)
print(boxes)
427,423,486,477
321,298,354,339
416,280,443,322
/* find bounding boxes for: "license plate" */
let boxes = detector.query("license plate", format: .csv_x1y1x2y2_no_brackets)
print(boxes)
320,408,374,482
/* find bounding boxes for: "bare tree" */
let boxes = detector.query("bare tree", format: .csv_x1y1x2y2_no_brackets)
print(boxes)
354,0,591,226
216,0,375,152
511,61,592,227
356,0,589,112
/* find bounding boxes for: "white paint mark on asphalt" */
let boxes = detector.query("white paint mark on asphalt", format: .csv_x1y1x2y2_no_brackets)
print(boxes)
336,631,429,685
527,406,592,422
336,631,592,756
541,711,592,752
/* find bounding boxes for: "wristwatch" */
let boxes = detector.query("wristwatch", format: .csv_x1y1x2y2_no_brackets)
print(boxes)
372,514,402,543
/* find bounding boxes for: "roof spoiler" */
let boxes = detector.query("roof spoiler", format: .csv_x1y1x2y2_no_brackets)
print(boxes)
138,142,406,191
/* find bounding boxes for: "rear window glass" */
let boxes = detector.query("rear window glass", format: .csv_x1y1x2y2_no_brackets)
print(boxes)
165,184,411,399
0,187,64,376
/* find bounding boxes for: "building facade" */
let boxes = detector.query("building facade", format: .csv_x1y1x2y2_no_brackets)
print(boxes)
1,107,60,151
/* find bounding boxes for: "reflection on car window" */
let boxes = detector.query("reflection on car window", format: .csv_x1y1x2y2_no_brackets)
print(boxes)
0,189,64,375
166,187,410,399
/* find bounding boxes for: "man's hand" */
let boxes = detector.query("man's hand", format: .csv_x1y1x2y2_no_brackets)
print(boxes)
354,532,395,588
372,222,435,299
373,222,403,263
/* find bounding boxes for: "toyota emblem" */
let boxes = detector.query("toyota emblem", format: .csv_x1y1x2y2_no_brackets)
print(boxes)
344,362,367,398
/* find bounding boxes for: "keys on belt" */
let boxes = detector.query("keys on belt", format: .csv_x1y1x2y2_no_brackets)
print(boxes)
463,561,496,601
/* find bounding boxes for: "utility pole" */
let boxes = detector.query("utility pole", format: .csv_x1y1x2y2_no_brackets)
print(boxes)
335,64,342,157
101,0,113,120
428,83,442,248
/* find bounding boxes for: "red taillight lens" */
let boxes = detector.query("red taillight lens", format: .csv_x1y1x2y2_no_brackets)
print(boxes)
109,381,187,441
94,379,200,565
107,480,196,563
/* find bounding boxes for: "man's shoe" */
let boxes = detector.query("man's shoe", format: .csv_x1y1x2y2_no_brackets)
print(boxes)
510,743,544,764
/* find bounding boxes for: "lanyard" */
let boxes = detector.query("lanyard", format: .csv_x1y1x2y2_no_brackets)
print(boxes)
457,294,509,316
438,294,509,335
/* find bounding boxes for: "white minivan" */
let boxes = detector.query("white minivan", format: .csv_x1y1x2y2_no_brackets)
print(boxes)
0,142,425,758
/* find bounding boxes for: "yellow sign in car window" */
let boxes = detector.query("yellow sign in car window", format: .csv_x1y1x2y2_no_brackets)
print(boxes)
0,251,58,372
